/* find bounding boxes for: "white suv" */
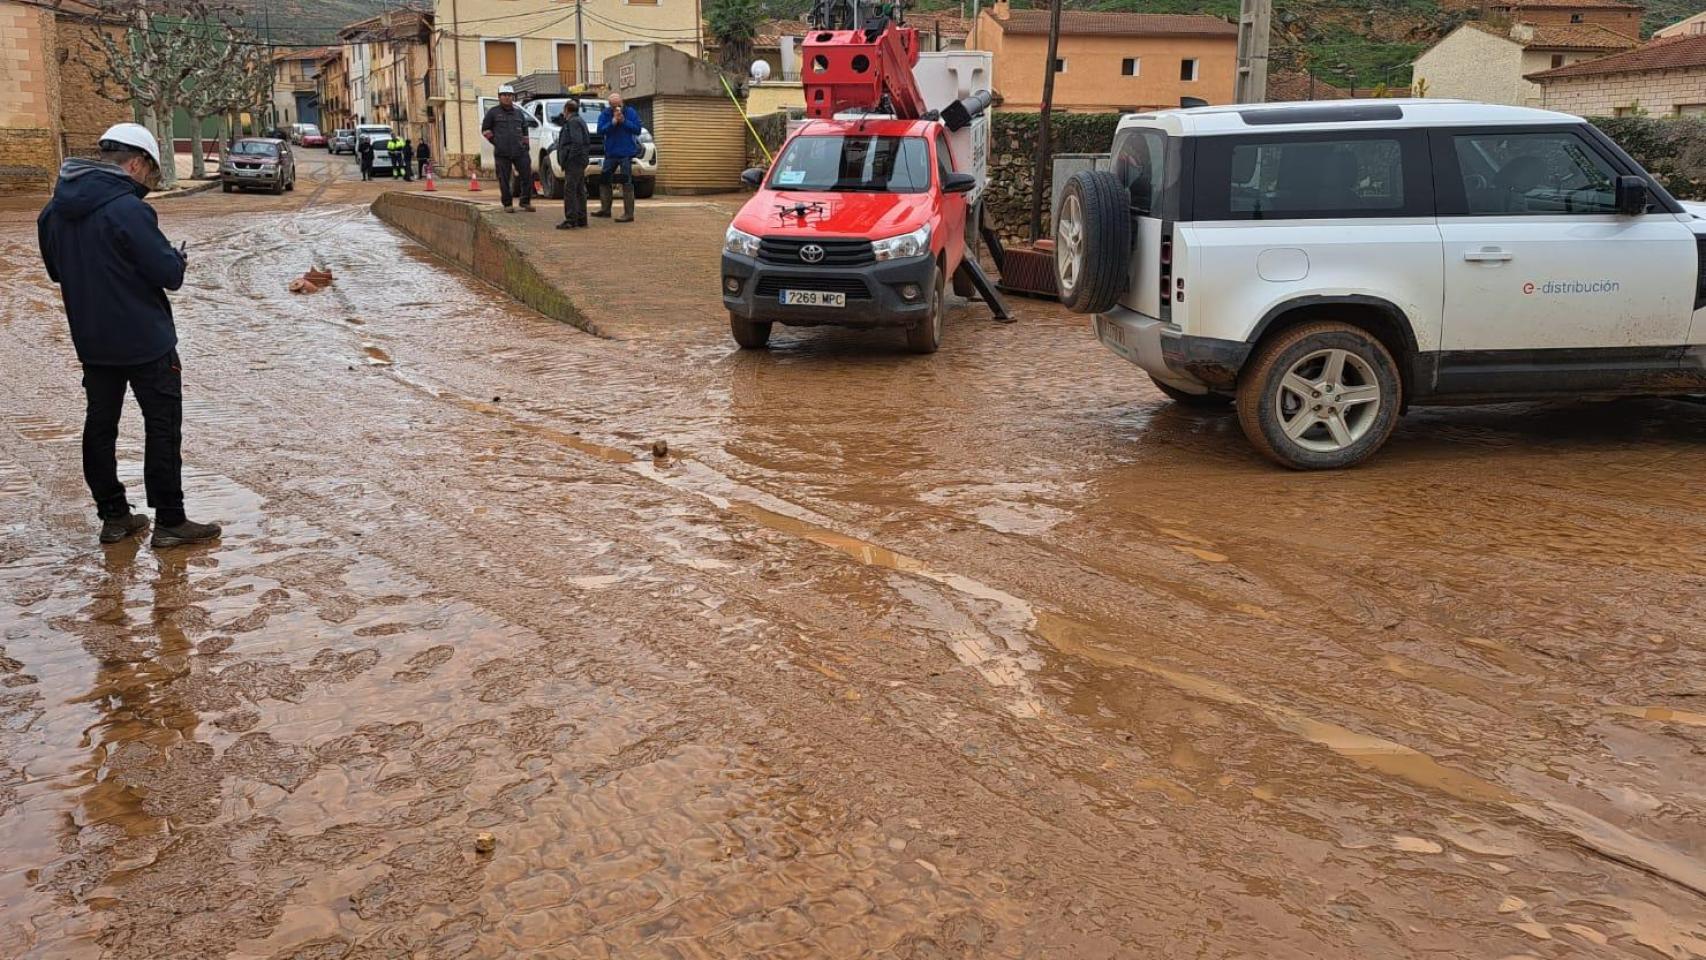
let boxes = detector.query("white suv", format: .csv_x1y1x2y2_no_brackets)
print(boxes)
524,97,659,200
1055,99,1706,469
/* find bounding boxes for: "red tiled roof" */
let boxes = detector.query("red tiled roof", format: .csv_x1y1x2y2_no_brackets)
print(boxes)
1492,0,1642,8
1265,71,1352,101
1464,20,1638,50
1529,33,1706,79
994,10,1238,38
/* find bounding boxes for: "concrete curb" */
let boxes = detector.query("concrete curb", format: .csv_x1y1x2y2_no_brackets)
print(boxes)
370,191,607,338
155,178,222,199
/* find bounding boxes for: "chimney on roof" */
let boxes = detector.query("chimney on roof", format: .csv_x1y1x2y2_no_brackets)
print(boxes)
1510,21,1535,41
993,0,1011,20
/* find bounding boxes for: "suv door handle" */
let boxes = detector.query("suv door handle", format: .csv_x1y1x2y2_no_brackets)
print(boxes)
1463,247,1513,262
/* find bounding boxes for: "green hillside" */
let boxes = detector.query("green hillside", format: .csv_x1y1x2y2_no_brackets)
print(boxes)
227,0,402,45
898,0,1695,90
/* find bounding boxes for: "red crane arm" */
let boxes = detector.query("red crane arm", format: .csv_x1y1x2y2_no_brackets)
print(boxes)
800,21,927,120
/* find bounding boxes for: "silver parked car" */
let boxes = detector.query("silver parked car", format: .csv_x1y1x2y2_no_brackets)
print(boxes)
220,138,296,194
329,129,356,154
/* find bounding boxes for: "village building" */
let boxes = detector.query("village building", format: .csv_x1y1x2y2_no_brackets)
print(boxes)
1530,33,1706,115
1413,2,1642,107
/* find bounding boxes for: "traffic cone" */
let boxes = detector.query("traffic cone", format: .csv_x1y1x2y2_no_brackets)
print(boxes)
468,168,481,192
423,164,437,192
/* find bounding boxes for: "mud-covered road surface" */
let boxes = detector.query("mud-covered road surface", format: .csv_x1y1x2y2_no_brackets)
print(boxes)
3,157,1705,959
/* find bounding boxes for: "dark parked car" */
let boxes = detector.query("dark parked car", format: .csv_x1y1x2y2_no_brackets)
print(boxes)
220,138,296,194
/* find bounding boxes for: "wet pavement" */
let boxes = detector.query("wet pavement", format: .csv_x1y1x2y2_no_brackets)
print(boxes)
2,154,1705,959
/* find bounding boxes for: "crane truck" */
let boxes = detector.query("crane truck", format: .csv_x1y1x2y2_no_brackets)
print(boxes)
720,0,1009,353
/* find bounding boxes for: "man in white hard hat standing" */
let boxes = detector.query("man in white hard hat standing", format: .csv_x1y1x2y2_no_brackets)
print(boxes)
481,84,538,213
36,122,222,548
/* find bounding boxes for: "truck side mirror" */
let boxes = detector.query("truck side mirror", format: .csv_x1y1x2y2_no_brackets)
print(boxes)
1615,175,1648,215
943,172,976,194
741,167,765,188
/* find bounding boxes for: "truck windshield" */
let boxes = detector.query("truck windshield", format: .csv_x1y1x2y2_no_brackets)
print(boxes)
769,135,931,193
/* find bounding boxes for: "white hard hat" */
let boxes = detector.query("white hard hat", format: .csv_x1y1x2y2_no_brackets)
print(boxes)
99,122,161,167
498,84,516,95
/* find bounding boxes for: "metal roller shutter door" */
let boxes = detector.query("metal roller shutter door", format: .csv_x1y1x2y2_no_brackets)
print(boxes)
654,96,746,193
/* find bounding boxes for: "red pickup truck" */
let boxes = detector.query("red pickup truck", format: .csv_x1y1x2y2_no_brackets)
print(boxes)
721,117,978,354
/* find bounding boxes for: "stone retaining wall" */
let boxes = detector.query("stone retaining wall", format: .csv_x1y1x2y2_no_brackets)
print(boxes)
371,192,603,337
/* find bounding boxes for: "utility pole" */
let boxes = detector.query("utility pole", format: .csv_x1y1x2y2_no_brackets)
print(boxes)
1028,0,1062,242
1234,0,1271,103
575,0,586,86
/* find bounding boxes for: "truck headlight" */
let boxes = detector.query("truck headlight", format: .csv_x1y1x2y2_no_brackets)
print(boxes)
725,225,760,258
872,223,930,262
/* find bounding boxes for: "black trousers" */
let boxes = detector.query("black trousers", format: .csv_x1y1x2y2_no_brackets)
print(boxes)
495,153,533,208
82,350,185,526
359,158,372,180
564,166,588,225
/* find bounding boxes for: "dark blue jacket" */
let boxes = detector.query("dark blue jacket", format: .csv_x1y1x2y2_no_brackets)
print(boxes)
37,158,185,367
598,106,643,160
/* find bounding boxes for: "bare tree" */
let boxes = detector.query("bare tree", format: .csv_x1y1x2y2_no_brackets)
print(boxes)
183,38,270,179
72,0,249,188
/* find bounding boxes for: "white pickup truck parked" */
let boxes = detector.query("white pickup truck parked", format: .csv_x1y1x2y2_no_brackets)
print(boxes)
524,97,658,200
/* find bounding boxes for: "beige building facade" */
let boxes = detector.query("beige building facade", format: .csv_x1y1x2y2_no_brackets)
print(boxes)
1531,34,1706,115
0,0,128,192
340,10,434,143
1413,19,1636,107
429,0,704,175
968,1,1237,112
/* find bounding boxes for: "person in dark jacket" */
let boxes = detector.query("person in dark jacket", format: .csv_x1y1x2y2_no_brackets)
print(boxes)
358,136,374,181
554,96,592,229
400,139,415,182
416,138,432,180
36,123,221,548
595,94,642,223
481,84,538,212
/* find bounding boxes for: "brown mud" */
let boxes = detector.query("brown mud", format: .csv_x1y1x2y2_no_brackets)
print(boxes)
1,155,1704,958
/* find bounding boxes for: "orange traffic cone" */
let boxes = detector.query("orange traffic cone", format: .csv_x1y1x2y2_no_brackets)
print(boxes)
468,168,481,192
423,164,437,192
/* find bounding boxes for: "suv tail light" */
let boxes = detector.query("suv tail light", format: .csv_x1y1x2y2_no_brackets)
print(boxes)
1159,234,1174,304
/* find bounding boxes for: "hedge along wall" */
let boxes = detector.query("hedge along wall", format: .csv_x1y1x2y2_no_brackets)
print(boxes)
986,111,1123,246
1590,116,1706,201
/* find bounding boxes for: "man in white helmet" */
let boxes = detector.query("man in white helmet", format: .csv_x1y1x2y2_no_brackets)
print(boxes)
481,84,539,212
36,123,222,548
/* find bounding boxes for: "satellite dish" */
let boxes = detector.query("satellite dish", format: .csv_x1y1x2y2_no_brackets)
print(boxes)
750,60,773,82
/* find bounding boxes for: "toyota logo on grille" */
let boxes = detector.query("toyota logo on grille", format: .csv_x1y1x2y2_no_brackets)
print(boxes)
799,244,826,264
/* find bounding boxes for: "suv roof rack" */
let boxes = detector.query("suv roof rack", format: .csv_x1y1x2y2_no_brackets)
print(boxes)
1237,104,1404,126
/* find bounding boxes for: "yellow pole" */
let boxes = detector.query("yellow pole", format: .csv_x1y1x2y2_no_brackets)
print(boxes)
722,74,774,166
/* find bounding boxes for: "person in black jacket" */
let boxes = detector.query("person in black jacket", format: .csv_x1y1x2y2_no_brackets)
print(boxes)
358,136,374,181
416,138,432,180
36,123,222,548
554,96,591,229
401,138,415,182
481,84,538,212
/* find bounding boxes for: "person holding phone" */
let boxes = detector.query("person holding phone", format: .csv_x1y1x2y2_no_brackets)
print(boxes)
594,94,642,223
36,123,221,548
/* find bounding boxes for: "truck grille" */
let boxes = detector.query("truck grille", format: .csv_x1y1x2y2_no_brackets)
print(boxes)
754,276,872,300
758,238,875,266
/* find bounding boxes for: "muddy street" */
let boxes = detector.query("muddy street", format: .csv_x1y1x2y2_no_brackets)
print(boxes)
2,160,1705,959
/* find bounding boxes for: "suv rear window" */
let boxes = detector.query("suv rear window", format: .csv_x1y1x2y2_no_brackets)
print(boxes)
1193,131,1430,221
1112,127,1168,216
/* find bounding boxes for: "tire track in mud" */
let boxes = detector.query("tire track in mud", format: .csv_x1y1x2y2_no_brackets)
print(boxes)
5,201,1706,957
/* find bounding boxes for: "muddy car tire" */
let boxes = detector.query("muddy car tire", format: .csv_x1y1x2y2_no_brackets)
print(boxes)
222,182,233,193
730,313,772,349
1055,171,1130,316
539,156,563,200
1151,375,1232,408
906,270,946,355
1236,321,1402,470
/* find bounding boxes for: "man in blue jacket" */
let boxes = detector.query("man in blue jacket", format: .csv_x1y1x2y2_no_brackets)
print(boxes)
595,93,642,223
37,123,222,548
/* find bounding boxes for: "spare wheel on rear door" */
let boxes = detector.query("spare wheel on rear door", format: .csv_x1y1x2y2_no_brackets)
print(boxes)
1054,170,1132,315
